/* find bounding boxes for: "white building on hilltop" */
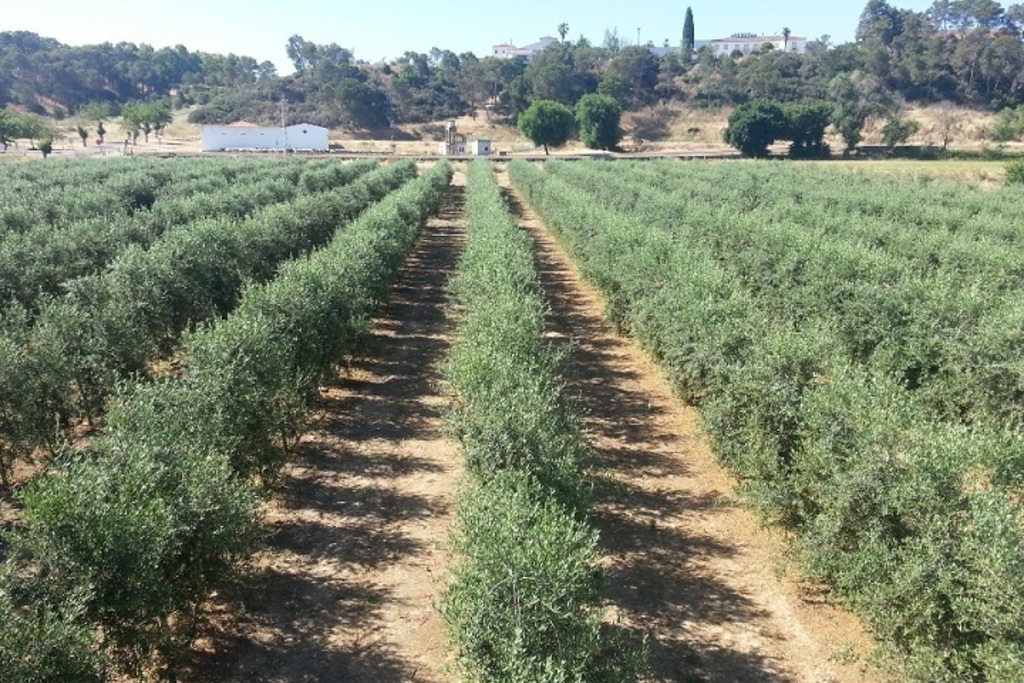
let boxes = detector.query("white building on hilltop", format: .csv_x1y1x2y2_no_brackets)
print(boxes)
201,121,329,152
707,33,807,57
492,36,559,61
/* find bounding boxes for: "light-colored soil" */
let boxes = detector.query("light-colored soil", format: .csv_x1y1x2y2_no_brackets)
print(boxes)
184,163,891,683
497,169,888,683
181,171,467,683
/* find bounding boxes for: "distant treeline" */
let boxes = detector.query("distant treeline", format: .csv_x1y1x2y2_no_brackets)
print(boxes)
4,1,1024,129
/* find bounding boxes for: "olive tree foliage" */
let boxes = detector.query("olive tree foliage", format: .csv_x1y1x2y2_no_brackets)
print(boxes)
828,70,899,154
880,113,920,152
723,100,786,157
121,102,172,143
783,101,832,158
575,93,622,150
518,100,574,154
0,110,54,151
724,99,832,158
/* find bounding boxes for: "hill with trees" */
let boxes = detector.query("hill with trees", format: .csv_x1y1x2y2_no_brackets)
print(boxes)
4,1,1024,148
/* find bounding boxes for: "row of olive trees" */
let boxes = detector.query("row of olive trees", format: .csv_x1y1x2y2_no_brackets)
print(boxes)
516,158,1024,682
0,161,402,488
442,160,646,682
0,162,453,681
0,109,55,155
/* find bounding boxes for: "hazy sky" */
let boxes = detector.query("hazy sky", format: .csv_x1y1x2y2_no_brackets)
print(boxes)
7,0,937,74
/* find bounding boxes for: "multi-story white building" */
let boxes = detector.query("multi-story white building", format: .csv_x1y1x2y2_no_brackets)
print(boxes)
707,33,807,57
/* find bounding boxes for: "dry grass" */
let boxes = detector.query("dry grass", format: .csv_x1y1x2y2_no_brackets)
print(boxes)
621,103,730,149
335,111,533,155
619,101,1012,153
5,101,1019,162
856,104,995,147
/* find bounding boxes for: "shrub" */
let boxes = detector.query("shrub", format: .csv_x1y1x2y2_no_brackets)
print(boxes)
0,561,101,683
443,475,643,683
575,93,622,151
518,100,574,155
989,105,1024,142
1005,158,1024,185
723,99,785,157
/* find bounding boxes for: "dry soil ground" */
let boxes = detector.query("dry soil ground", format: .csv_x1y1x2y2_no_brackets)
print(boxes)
498,170,886,683
183,163,887,683
181,173,467,683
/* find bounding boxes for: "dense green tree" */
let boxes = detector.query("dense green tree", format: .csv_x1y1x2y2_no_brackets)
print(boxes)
524,42,596,108
121,102,171,142
575,93,622,149
518,100,574,154
880,113,921,151
598,46,659,108
722,99,785,157
0,109,14,150
828,70,899,153
335,78,390,128
683,8,695,56
990,102,1024,140
783,101,833,157
1007,3,1024,33
857,0,905,47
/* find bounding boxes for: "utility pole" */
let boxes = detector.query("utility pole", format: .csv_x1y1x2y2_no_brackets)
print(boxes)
637,27,641,46
280,97,288,153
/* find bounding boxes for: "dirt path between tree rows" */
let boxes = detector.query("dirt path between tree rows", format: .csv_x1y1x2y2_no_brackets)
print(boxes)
185,165,887,683
497,169,887,683
183,172,466,683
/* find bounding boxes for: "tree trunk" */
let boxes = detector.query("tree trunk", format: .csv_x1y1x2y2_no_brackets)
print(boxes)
543,144,549,155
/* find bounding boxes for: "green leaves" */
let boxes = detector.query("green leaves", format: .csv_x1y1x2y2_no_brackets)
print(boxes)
442,161,644,682
1,160,452,678
722,99,785,157
511,158,1024,681
518,100,575,155
575,93,622,151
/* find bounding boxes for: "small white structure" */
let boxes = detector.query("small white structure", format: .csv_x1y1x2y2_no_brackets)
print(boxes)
471,140,492,156
438,140,467,155
438,120,466,155
708,33,807,57
201,121,329,152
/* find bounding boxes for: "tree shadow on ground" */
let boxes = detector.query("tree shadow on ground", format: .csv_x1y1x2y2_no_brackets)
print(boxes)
502,177,799,683
183,184,467,683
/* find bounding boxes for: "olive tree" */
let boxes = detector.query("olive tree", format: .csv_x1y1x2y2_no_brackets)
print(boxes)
575,93,621,150
723,99,785,157
518,100,574,155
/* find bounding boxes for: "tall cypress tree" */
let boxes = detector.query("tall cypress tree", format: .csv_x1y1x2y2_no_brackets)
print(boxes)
683,7,695,57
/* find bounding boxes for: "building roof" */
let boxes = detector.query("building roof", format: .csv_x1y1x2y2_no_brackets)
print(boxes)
709,34,806,43
226,121,259,127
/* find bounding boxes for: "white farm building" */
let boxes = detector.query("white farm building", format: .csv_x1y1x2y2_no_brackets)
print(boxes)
201,121,329,152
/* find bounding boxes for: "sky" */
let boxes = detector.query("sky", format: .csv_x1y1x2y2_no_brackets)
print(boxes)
6,0,940,74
